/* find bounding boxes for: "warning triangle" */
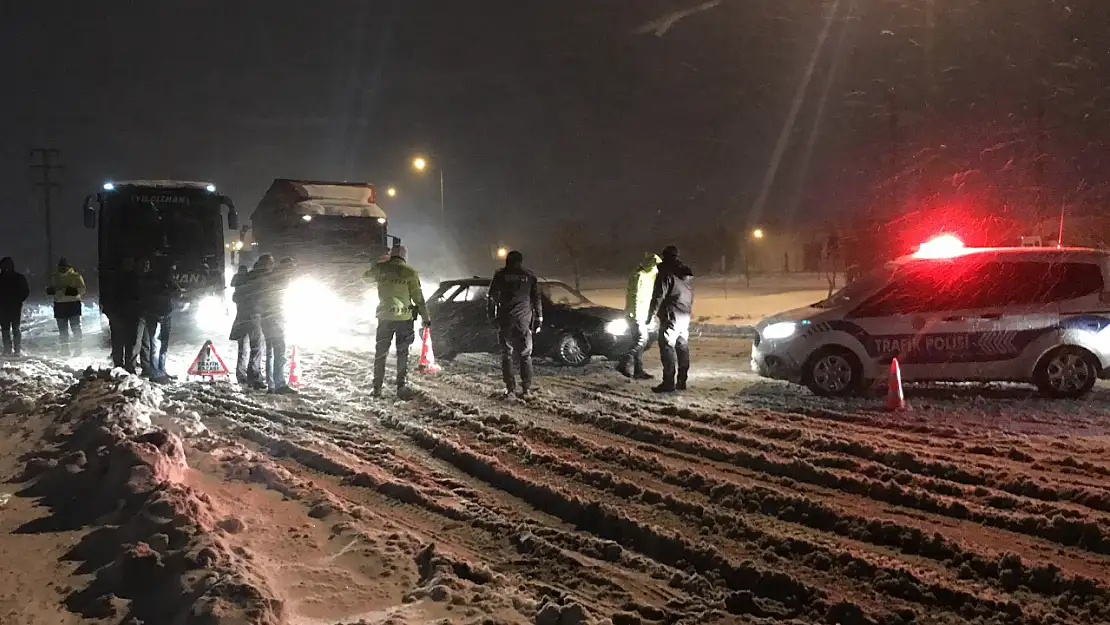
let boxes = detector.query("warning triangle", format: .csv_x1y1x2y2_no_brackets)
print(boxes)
187,340,230,377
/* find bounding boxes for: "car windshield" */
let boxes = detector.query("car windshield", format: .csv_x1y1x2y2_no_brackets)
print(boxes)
815,264,897,308
540,282,592,307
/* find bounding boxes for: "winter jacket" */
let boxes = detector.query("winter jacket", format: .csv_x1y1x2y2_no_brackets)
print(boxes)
47,267,86,303
487,262,542,328
256,268,291,323
625,253,661,324
110,269,142,319
138,260,180,318
0,270,30,313
647,258,694,323
364,258,429,323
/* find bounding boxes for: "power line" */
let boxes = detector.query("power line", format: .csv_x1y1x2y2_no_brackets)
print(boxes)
30,148,63,279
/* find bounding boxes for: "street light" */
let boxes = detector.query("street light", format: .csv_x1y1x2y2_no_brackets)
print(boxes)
386,186,397,198
496,247,508,259
752,228,765,239
411,155,445,225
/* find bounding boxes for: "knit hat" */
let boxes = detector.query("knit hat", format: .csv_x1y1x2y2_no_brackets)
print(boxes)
391,245,408,261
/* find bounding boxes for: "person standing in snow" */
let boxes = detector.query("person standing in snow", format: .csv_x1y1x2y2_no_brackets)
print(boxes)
257,255,296,394
646,245,694,393
138,254,180,382
229,263,264,388
487,250,542,398
0,257,30,356
616,252,660,380
364,245,430,400
46,257,86,355
106,257,142,371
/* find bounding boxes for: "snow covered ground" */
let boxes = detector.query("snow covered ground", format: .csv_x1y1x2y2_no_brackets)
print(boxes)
5,297,1110,623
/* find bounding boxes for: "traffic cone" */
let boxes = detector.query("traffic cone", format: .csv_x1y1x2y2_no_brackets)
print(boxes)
417,327,441,373
885,358,906,411
288,345,303,387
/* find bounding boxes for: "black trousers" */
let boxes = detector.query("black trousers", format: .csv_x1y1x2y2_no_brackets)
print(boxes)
0,309,20,354
659,314,691,386
499,322,534,393
374,320,415,391
108,313,140,370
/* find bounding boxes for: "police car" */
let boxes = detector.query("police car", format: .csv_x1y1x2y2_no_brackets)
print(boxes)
752,236,1110,398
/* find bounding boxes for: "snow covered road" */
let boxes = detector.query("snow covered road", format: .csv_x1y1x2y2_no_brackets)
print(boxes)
4,336,1110,624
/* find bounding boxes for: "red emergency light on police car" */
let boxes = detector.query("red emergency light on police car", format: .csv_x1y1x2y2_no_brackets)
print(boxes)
912,234,966,259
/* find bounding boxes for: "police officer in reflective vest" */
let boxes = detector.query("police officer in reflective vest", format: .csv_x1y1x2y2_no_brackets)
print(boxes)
487,250,543,398
365,245,430,399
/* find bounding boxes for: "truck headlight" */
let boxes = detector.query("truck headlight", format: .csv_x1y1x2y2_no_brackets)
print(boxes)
762,322,797,340
606,318,630,336
194,295,226,331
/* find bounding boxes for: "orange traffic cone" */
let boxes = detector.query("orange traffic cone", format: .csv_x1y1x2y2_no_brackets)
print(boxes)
885,358,906,411
417,327,441,373
288,345,303,387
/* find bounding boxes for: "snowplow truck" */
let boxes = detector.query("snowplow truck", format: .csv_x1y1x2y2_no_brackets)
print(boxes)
239,179,391,300
83,180,239,316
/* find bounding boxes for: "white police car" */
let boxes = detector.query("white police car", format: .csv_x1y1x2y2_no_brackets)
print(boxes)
752,236,1110,398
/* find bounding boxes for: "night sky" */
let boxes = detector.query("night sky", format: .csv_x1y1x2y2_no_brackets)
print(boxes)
3,1,1109,277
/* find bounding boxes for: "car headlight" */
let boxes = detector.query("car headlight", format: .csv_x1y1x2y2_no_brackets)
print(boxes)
194,295,226,330
606,318,630,336
762,321,797,340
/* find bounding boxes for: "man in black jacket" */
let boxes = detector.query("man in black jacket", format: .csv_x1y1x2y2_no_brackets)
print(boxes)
0,257,29,356
230,263,264,388
646,245,694,393
107,257,142,372
487,250,543,398
138,254,180,382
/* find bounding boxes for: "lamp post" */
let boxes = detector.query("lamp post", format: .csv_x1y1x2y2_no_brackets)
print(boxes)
744,228,765,288
412,156,444,225
386,186,397,198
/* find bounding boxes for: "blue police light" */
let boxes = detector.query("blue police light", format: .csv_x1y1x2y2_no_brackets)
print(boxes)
103,182,115,191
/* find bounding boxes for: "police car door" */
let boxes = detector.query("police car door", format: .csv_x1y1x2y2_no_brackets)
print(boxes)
845,259,985,382
971,260,1095,380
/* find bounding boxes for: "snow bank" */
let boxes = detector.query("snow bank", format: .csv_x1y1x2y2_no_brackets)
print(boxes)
14,368,283,624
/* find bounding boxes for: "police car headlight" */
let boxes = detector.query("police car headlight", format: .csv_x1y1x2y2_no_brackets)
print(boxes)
762,321,797,340
606,318,630,336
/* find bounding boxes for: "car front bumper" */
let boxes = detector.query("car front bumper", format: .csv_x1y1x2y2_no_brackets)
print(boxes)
751,341,804,383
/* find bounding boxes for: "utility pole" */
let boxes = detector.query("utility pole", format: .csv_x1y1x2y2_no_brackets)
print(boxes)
30,148,63,279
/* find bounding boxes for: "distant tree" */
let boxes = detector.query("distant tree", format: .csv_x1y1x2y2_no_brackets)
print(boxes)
555,220,587,291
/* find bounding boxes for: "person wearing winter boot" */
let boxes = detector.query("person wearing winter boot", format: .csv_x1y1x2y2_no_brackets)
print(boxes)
106,257,142,371
365,244,430,400
46,257,86,355
646,245,694,393
138,254,181,382
259,256,297,394
487,250,542,398
617,252,660,380
230,263,264,387
0,257,29,356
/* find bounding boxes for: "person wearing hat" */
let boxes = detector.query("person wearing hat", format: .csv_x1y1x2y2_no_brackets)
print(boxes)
487,250,542,398
45,257,87,355
0,257,30,356
617,252,661,380
364,244,429,399
646,245,694,393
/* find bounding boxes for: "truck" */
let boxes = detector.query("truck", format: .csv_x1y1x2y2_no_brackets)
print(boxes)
235,179,394,343
82,180,239,325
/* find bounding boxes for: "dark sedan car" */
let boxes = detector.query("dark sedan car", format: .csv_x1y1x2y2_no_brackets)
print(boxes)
427,278,647,366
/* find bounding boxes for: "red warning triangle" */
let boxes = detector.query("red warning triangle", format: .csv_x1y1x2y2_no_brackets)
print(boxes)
187,340,230,377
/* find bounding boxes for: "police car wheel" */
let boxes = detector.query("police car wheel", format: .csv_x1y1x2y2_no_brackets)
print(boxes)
803,347,863,397
554,332,592,367
1034,346,1099,399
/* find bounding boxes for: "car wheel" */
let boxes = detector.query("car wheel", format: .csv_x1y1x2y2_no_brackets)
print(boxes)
553,331,592,367
1034,346,1099,399
803,346,863,397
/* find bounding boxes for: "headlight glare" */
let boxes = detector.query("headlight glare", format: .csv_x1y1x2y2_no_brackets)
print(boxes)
606,318,630,336
762,321,797,340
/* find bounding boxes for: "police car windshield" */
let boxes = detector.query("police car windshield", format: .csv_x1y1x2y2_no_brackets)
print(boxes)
816,265,896,308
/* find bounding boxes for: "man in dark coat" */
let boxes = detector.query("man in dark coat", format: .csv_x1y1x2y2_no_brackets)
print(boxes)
0,257,29,356
138,254,180,382
106,257,142,371
230,263,264,388
646,245,694,393
487,250,543,398
258,256,296,394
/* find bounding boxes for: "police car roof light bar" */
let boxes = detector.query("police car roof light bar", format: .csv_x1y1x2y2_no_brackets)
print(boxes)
913,234,966,259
